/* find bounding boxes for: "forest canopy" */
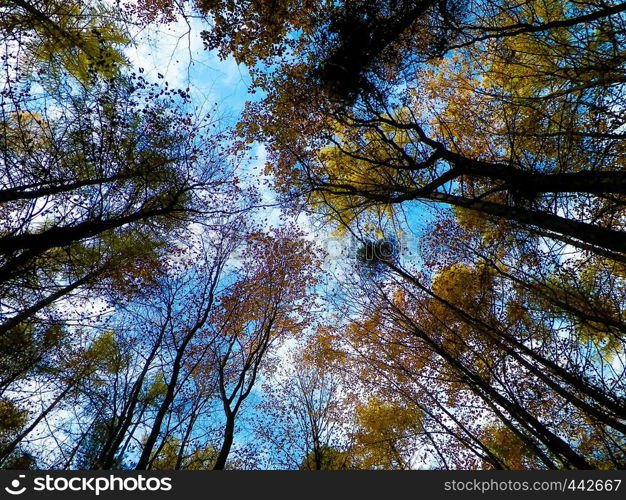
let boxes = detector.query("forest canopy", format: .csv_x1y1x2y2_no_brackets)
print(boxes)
0,0,625,470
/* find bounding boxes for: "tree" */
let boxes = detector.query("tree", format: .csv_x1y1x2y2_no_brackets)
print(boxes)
351,397,422,470
310,220,626,469
206,229,320,469
253,350,347,470
223,1,626,261
3,0,626,471
299,445,354,470
0,1,241,469
2,0,130,82
133,228,239,470
67,226,320,471
193,0,626,469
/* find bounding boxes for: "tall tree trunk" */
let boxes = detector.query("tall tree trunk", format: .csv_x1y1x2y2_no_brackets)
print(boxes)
213,413,235,470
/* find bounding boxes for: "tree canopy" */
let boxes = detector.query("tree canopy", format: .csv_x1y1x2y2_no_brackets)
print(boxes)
1,0,625,470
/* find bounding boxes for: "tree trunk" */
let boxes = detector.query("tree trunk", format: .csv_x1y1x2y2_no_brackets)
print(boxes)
213,414,235,470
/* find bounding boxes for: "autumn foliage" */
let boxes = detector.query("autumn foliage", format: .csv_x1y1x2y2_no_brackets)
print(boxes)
1,0,625,470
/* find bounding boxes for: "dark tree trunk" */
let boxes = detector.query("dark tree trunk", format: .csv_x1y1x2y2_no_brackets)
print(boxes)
213,414,235,470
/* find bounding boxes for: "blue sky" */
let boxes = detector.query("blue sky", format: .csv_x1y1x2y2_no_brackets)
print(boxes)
124,16,253,124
